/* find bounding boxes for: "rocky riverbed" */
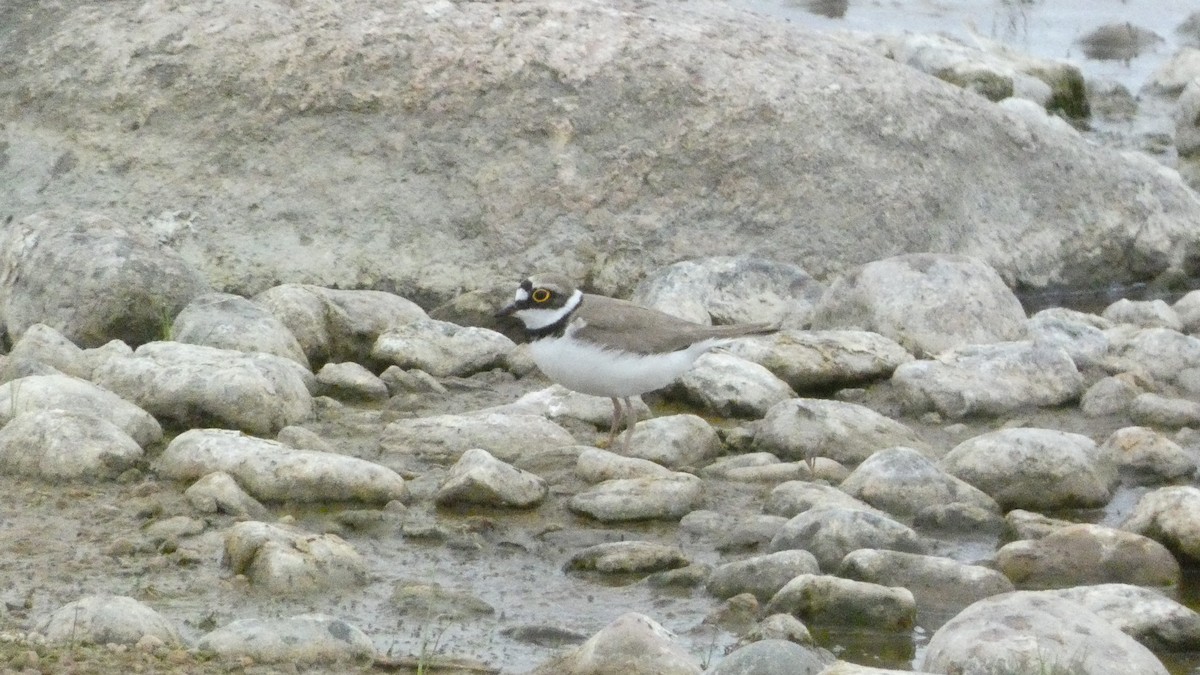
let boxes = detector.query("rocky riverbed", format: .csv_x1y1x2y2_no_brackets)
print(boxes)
4,1,1200,674
4,231,1200,674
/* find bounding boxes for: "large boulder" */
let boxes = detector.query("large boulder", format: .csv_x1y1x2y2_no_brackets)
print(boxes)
0,210,209,347
4,1,1200,302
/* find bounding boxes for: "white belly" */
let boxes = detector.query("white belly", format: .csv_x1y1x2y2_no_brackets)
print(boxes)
529,336,719,398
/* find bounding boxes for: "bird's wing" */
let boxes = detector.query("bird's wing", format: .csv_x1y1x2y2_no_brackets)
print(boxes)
572,294,776,354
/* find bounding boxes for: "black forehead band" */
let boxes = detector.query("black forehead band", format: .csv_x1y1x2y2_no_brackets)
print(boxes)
520,279,533,292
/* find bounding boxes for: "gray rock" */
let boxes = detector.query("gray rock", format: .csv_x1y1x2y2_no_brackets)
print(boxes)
223,521,367,592
1079,22,1164,61
379,411,575,464
254,284,427,366
768,507,924,570
171,292,309,367
699,452,781,478
7,323,92,379
892,341,1083,418
0,373,161,447
183,471,271,519
564,541,690,574
1147,47,1200,94
0,210,208,347
764,481,880,519
143,515,206,545
1114,327,1200,387
940,428,1117,510
529,612,701,675
315,361,389,402
706,639,826,675
912,502,1005,534
855,31,1082,113
630,256,824,327
569,473,703,522
1131,392,1200,427
674,352,795,418
764,574,915,631
379,366,448,397
1004,509,1076,541
576,447,672,483
35,594,182,646
707,550,821,602
921,591,1169,675
1081,373,1144,416
0,409,143,480
1101,426,1196,483
745,614,814,646
1048,584,1200,651
996,523,1180,588
839,446,1000,519
275,425,335,453
1028,308,1112,367
750,398,927,465
371,317,514,377
808,254,1027,357
490,384,652,430
725,329,913,392
93,341,314,435
839,549,1014,615
623,414,722,469
435,448,547,508
197,614,373,664
156,428,407,503
723,462,812,484
1102,298,1183,331
1123,486,1200,562
1175,289,1200,332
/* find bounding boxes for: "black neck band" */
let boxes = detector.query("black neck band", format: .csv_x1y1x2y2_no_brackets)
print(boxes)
526,297,580,340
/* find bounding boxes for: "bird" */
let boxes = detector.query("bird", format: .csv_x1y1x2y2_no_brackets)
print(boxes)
496,273,778,451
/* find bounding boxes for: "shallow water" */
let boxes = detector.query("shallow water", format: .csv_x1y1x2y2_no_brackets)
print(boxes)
734,0,1197,156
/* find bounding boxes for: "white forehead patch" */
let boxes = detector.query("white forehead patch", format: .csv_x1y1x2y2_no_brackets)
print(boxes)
515,287,529,302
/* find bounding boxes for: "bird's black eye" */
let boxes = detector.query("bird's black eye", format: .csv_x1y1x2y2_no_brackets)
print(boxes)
531,288,551,303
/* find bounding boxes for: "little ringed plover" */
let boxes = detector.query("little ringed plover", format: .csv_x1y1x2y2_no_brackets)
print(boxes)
496,273,778,450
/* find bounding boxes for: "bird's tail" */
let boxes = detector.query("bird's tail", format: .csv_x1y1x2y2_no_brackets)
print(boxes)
707,322,780,339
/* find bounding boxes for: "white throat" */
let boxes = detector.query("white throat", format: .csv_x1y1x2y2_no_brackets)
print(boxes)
515,289,583,330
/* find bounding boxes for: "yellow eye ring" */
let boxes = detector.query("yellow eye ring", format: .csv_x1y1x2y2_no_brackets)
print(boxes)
531,289,551,303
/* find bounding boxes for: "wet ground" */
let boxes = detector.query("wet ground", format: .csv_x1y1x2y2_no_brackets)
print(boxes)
3,360,1196,673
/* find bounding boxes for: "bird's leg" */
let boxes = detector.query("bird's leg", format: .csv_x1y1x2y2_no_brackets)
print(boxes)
622,396,637,452
607,397,623,448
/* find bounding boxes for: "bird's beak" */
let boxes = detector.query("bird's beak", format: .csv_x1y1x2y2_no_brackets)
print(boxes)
495,302,518,318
